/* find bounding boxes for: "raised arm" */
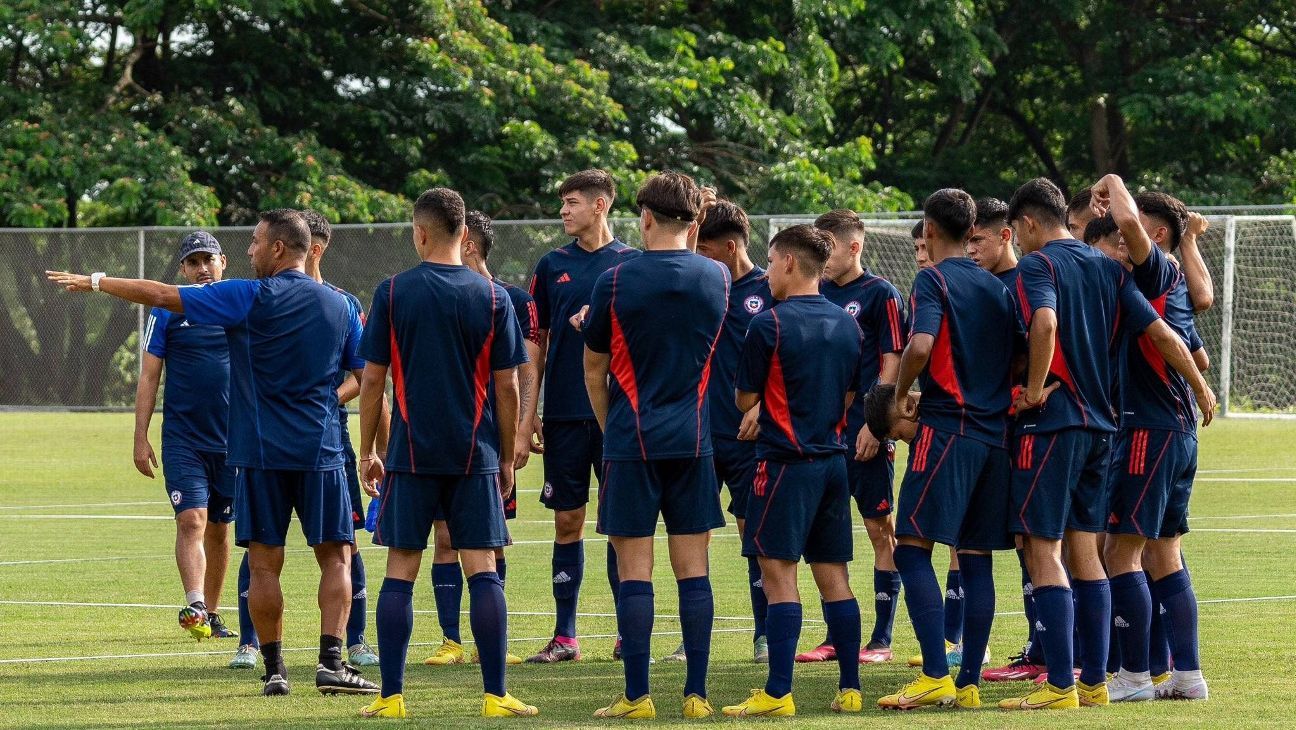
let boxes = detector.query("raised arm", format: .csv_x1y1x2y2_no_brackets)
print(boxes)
1091,174,1155,266
47,272,184,312
1179,212,1215,313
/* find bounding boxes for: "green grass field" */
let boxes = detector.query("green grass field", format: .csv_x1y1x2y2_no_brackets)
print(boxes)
1,414,1294,728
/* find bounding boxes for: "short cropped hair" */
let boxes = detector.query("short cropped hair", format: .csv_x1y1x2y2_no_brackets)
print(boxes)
923,188,976,241
911,220,924,240
1067,189,1093,222
1008,178,1068,227
258,208,311,255
814,209,866,242
559,169,616,203
697,199,750,246
466,210,495,260
974,197,1009,231
769,224,833,278
1134,191,1188,251
300,209,331,245
1083,213,1119,245
413,187,466,238
863,383,898,441
636,171,702,229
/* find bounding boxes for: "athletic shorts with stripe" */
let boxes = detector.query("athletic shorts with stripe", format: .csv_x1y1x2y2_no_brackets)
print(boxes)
713,436,758,518
1106,428,1197,539
597,457,725,537
1010,427,1112,538
895,425,1012,551
848,441,896,519
743,455,853,564
373,471,509,551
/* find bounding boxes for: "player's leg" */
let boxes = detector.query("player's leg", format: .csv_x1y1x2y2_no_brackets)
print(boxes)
715,439,767,660
426,519,465,664
174,507,210,636
863,516,900,660
202,520,233,634
247,542,288,688
230,550,260,668
342,458,376,666
800,454,860,711
530,421,592,662
985,532,1047,681
944,548,963,647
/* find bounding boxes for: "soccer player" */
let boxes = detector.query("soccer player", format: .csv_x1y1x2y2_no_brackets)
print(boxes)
1066,189,1095,239
357,189,535,720
875,189,1018,711
133,232,237,643
999,178,1216,711
694,199,775,664
526,169,640,663
721,224,864,718
911,220,932,269
1090,176,1212,701
803,209,906,665
424,210,540,667
49,209,377,697
583,172,728,720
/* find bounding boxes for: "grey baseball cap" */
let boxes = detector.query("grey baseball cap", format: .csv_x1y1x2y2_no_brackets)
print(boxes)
177,231,222,263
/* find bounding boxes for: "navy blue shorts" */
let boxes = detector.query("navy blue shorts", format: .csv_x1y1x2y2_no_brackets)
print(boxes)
597,457,725,537
743,455,852,564
433,489,517,521
1106,428,1197,539
375,471,509,551
234,467,353,548
1011,428,1112,538
162,445,235,523
340,428,366,531
713,437,758,518
540,420,603,511
895,426,1013,551
849,441,896,519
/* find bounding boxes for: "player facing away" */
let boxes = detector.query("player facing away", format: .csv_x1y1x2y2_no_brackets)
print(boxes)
133,232,237,644
693,199,775,664
875,189,1020,711
49,210,377,697
526,169,641,663
582,172,729,720
722,224,864,718
1090,176,1213,702
1000,178,1215,711
357,189,535,720
424,210,541,668
803,209,907,665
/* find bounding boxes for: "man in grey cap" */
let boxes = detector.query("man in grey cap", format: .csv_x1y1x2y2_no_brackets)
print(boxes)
132,231,239,643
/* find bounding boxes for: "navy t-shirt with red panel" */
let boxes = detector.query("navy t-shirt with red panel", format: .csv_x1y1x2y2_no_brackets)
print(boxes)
709,267,774,440
821,270,907,435
1123,245,1200,433
1011,239,1160,435
360,263,528,475
529,240,640,422
908,258,1018,447
583,250,730,461
736,295,862,462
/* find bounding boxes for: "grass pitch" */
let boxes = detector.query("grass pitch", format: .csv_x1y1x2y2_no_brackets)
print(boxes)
1,414,1294,728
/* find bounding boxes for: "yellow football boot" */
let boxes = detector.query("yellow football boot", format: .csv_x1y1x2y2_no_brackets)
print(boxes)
955,683,981,709
722,689,796,717
878,674,956,710
998,682,1080,710
907,640,955,667
682,694,714,718
360,694,408,719
482,692,539,718
594,694,656,719
1078,679,1109,707
831,688,863,712
422,638,465,665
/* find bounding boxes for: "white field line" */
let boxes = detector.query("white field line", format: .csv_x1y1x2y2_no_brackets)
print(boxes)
1191,513,1296,520
1197,467,1296,474
0,501,159,510
1191,528,1296,533
0,514,172,520
1195,477,1296,483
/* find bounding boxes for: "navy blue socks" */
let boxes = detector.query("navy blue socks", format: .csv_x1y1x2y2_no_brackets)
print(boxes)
1153,569,1199,671
1073,578,1111,686
895,544,948,678
677,577,713,698
944,569,964,645
618,580,654,700
764,602,802,698
823,598,861,691
871,569,901,646
954,554,994,689
747,557,768,639
1110,571,1151,674
376,577,414,698
237,552,259,649
346,551,367,647
1033,584,1076,689
552,541,584,639
468,571,509,696
431,562,463,643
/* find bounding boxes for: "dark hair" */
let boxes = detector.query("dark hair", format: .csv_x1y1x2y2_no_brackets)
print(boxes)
300,209,331,245
863,383,898,440
911,220,924,240
1008,177,1067,227
814,209,866,242
413,187,466,238
974,197,1009,231
697,199,750,246
1083,213,1119,245
1134,191,1188,251
465,210,495,259
923,188,976,241
768,224,833,277
258,208,311,255
559,169,616,203
636,171,702,229
1067,189,1093,220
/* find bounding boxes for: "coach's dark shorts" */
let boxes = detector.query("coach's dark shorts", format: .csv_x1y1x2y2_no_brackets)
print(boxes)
340,423,366,531
540,419,604,511
849,440,897,519
234,467,353,547
1106,428,1197,539
375,471,508,551
714,437,758,518
162,445,235,523
1011,428,1112,538
743,454,852,564
896,425,1012,551
597,457,725,537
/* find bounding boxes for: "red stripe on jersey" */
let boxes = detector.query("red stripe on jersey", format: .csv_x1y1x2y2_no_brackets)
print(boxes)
465,284,498,474
764,310,801,456
887,297,904,350
1136,292,1172,386
1017,433,1058,534
387,276,416,473
1015,275,1032,325
608,269,647,460
929,316,965,408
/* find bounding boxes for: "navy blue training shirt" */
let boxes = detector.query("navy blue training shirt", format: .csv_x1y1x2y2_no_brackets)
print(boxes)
736,295,862,461
178,270,364,470
1122,246,1200,433
709,267,773,440
1012,239,1160,435
495,277,539,347
325,281,365,431
144,308,229,453
361,263,528,475
529,240,640,422
584,250,729,461
821,270,907,436
909,258,1019,447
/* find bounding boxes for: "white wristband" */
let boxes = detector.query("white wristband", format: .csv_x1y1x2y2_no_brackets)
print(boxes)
90,272,106,292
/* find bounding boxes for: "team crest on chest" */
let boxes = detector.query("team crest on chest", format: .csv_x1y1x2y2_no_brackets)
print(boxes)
744,295,765,314
844,300,861,317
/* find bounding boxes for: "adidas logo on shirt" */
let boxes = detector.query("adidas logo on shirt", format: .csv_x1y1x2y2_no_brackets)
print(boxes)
553,571,573,584
556,273,572,284
1114,616,1130,628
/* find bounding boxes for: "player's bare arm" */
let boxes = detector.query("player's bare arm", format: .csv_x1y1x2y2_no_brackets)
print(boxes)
584,346,611,433
1015,307,1058,413
493,366,521,499
528,327,549,453
856,351,901,460
133,353,164,479
1092,174,1155,266
1180,211,1215,312
46,272,185,312
336,372,360,406
735,389,760,416
357,361,388,495
893,333,933,419
515,340,540,468
1144,319,1218,425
